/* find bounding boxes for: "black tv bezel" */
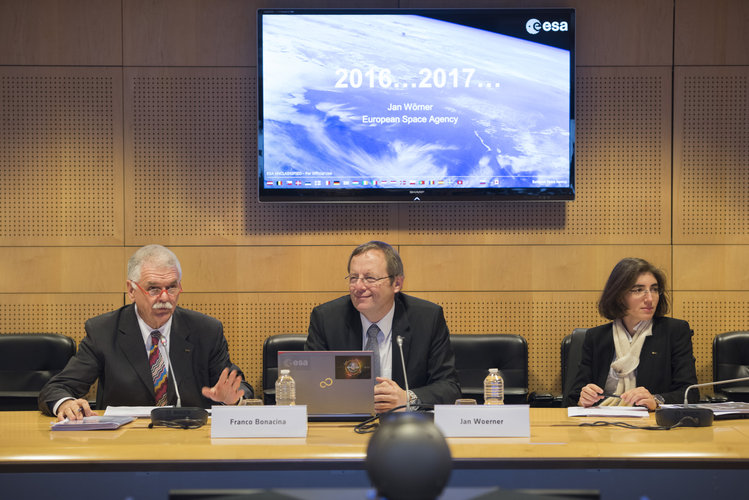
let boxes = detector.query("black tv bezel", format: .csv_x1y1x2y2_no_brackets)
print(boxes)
257,8,575,203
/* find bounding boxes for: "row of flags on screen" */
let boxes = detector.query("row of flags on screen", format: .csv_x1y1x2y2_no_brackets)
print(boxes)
265,179,503,187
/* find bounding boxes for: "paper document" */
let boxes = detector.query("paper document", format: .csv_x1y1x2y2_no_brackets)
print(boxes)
104,406,162,418
51,415,135,431
567,406,649,418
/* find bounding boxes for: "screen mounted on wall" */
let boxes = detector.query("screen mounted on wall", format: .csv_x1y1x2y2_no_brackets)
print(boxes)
258,8,575,202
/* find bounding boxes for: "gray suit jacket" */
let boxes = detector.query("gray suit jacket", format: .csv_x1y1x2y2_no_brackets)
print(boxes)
38,304,253,415
305,293,461,405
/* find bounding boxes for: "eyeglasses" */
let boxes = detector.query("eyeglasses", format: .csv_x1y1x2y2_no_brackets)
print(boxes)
345,275,393,287
132,281,182,297
628,286,661,298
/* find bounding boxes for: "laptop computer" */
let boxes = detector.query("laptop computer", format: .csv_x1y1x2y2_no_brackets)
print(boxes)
277,350,375,421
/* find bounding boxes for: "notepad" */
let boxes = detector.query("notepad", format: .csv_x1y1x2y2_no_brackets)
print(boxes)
50,415,135,431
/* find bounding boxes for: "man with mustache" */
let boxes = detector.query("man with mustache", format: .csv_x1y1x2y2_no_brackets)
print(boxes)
39,245,253,420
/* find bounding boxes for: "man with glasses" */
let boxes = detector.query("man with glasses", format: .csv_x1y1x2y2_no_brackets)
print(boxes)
305,241,460,413
39,244,253,420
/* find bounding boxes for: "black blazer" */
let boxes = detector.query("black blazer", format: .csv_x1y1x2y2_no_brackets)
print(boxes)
565,316,698,407
305,293,461,405
38,304,253,415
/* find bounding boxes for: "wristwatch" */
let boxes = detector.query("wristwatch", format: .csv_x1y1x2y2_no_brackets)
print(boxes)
653,394,665,409
407,390,420,406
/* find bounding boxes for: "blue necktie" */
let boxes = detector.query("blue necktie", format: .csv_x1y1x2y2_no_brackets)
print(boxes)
365,324,381,382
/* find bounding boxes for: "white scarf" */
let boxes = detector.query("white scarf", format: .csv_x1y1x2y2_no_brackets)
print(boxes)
599,319,653,407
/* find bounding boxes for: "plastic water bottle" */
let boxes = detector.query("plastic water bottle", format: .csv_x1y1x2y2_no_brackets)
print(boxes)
275,369,296,406
484,368,504,405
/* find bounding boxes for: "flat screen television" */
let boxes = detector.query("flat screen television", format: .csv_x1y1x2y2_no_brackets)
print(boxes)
257,8,575,202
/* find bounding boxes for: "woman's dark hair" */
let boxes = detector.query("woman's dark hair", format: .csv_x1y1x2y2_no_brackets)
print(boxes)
598,258,670,320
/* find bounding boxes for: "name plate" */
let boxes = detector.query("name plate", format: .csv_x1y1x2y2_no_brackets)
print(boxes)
433,404,530,437
211,405,308,438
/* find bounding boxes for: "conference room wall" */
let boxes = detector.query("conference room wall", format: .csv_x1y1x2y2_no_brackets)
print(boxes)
1,0,748,400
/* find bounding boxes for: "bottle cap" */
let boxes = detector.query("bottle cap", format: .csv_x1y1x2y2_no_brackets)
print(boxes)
489,368,498,373
280,369,290,375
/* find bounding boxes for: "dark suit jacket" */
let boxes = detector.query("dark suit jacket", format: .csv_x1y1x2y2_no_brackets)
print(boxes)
38,304,253,415
565,316,698,407
305,293,461,405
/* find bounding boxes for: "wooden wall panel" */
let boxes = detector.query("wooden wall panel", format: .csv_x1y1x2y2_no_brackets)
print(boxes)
673,66,749,245
175,246,356,292
0,67,124,245
0,247,126,294
673,246,749,291
0,0,121,66
401,245,672,293
123,0,254,67
402,67,672,245
675,0,749,66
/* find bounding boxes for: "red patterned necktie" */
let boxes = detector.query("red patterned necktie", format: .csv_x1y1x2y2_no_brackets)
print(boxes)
149,331,168,406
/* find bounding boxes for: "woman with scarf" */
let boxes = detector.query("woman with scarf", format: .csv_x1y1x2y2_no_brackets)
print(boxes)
567,258,699,409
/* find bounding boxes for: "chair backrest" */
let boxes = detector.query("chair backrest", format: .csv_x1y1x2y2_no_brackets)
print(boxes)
262,334,307,404
561,328,588,406
713,331,749,402
450,334,528,404
0,333,76,410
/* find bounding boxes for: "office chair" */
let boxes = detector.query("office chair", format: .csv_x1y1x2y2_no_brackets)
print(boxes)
450,334,528,404
713,331,749,402
560,328,588,407
261,334,307,405
0,333,76,410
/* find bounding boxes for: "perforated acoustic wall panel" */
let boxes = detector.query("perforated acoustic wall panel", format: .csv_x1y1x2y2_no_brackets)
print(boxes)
402,67,671,245
0,295,123,342
674,67,749,244
421,292,602,394
674,293,749,394
0,67,123,244
124,68,396,246
178,293,341,399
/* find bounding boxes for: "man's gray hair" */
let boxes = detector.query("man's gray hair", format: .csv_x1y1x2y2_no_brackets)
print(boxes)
127,244,182,282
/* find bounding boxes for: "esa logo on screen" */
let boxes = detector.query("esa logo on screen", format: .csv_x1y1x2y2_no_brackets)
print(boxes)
525,18,569,34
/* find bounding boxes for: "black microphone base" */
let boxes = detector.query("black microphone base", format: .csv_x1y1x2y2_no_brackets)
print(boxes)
655,407,713,427
150,407,208,428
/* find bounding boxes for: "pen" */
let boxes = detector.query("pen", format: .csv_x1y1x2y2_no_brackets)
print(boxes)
599,393,621,399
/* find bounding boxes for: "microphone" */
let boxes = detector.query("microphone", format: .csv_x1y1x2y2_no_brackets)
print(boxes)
655,376,749,427
396,336,412,412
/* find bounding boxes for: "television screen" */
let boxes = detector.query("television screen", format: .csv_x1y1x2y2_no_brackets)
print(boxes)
258,8,575,202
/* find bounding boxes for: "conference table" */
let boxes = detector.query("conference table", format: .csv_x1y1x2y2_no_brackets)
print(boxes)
2,408,748,499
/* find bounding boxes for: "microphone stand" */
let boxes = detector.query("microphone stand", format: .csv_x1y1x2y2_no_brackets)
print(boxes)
656,375,749,427
683,376,749,404
397,336,411,412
